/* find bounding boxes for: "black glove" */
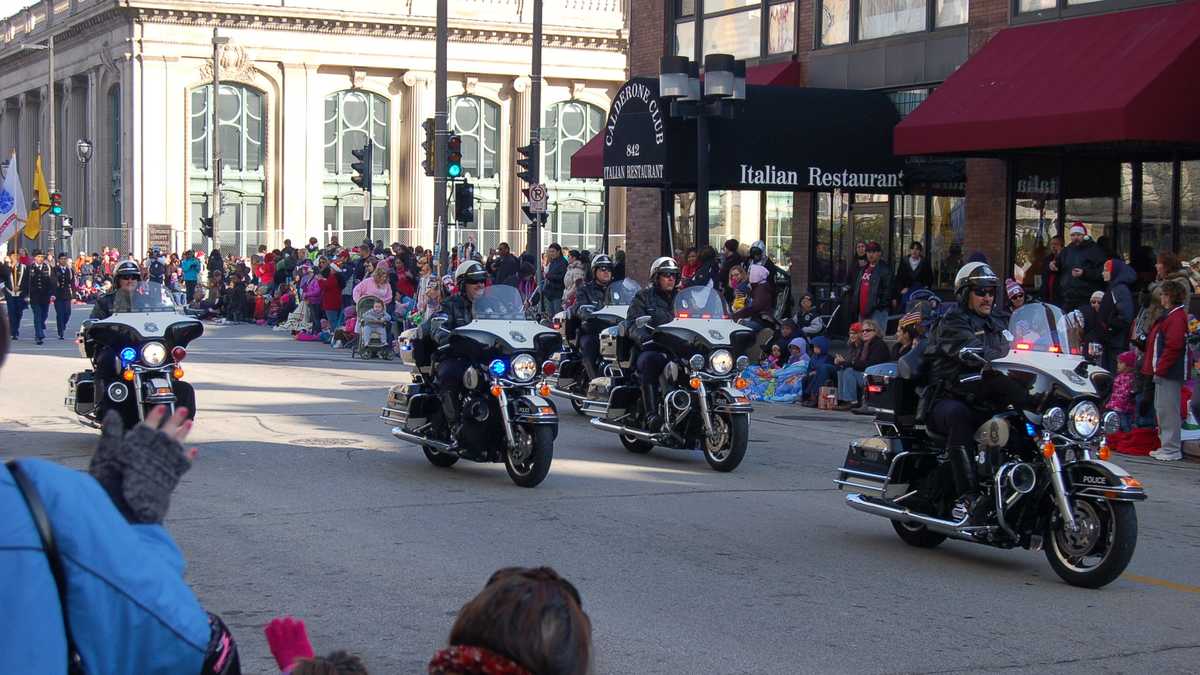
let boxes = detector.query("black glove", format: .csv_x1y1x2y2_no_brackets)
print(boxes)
88,411,192,524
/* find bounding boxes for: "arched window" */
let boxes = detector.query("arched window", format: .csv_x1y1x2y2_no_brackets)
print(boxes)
322,90,390,247
448,95,501,252
188,83,267,255
543,101,606,251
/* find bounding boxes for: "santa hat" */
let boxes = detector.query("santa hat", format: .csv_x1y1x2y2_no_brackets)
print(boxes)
1005,278,1024,299
1069,222,1087,237
849,322,862,332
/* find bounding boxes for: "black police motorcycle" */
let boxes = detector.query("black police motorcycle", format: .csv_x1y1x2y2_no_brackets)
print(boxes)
581,285,756,472
67,281,202,430
382,285,563,487
546,278,641,414
836,302,1146,588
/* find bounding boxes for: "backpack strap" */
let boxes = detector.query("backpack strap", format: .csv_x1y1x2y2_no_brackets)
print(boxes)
6,460,86,674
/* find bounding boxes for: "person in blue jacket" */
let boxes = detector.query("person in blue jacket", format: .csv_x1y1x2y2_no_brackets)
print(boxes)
0,308,240,674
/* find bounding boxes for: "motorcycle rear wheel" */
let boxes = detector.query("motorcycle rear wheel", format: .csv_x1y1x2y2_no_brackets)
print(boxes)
505,425,554,488
891,520,947,548
1045,499,1137,589
423,446,459,468
620,433,653,454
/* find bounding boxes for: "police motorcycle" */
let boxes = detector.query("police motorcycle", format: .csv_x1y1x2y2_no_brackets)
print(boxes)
546,277,642,414
836,300,1146,588
382,282,563,487
581,282,756,472
68,279,202,430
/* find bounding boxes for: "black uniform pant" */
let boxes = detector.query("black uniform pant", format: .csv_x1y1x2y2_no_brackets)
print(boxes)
578,332,601,380
635,349,670,387
437,356,470,394
54,298,71,338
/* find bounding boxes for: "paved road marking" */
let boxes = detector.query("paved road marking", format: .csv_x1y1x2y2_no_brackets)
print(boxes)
1124,573,1200,593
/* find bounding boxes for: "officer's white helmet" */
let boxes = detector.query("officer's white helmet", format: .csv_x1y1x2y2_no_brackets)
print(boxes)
649,256,680,278
954,262,999,299
455,260,488,288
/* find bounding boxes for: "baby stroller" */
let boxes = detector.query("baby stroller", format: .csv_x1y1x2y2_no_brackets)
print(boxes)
351,295,392,360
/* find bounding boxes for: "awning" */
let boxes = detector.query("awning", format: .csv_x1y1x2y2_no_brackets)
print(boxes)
745,61,802,87
894,1,1200,157
570,132,604,180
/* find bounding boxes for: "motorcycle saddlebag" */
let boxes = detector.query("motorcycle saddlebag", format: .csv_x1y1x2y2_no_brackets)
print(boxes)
836,436,907,497
864,363,917,427
68,371,97,415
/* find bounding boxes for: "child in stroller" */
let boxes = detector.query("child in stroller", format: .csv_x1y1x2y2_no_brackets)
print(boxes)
353,296,393,359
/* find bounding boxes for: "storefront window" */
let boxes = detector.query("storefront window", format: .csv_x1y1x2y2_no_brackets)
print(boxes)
676,21,695,57
930,195,965,288
935,0,968,26
1142,162,1174,254
1019,0,1056,11
765,192,793,270
859,0,927,41
673,192,697,254
891,194,926,264
821,0,850,45
703,9,762,59
1181,161,1200,261
814,190,849,286
768,2,796,54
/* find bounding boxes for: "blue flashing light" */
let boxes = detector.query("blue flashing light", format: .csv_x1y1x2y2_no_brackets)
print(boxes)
489,359,507,377
1025,422,1037,438
120,347,137,364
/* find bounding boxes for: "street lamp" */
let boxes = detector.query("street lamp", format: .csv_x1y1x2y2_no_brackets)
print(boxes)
76,138,93,165
659,53,746,248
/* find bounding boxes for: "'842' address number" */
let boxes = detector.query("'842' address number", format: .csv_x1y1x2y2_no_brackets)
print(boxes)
625,144,640,157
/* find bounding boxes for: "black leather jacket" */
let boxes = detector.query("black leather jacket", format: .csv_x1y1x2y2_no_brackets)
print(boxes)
924,304,1010,398
575,280,609,310
627,286,676,343
434,292,474,346
90,290,120,320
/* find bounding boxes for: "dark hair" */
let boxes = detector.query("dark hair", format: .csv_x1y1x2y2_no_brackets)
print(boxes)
698,245,716,262
909,241,923,252
548,242,562,252
1157,251,1182,274
724,239,739,253
1160,279,1188,306
290,651,369,675
449,567,591,675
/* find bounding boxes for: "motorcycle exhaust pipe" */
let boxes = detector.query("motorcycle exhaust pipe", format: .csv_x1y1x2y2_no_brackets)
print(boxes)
665,389,692,428
549,387,586,403
845,493,990,541
589,417,658,442
390,426,456,454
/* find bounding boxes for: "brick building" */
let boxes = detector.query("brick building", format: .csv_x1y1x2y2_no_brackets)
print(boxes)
602,0,1200,317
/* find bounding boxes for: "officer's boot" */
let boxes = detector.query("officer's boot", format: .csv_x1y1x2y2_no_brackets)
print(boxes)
948,445,982,523
440,389,461,437
641,380,662,431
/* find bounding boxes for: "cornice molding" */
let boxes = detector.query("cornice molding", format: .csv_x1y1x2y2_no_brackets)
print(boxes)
126,6,626,52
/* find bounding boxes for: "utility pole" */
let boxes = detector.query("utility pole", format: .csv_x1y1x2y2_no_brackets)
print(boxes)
693,0,708,249
434,0,449,276
528,0,543,279
210,28,229,250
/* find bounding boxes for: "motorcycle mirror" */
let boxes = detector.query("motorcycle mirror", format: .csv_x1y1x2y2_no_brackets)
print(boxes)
958,346,986,365
635,316,652,328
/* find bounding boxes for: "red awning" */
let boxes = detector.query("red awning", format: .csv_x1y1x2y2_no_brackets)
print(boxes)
746,60,802,87
570,132,604,180
894,1,1200,156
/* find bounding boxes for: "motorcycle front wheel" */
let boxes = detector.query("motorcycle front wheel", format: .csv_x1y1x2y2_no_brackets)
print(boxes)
702,412,748,472
1045,499,1138,589
505,425,554,488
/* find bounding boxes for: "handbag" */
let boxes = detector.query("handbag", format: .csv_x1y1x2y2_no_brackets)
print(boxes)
6,460,86,674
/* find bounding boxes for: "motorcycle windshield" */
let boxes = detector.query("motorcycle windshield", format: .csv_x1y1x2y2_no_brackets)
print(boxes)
605,278,642,306
472,284,527,321
111,281,178,314
674,284,730,319
1009,303,1080,355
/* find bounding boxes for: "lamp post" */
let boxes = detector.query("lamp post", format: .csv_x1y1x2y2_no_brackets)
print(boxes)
75,139,93,256
658,53,746,250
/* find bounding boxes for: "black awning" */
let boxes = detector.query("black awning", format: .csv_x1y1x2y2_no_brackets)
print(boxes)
601,80,907,192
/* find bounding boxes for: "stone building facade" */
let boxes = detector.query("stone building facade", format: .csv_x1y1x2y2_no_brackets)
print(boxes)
0,0,628,257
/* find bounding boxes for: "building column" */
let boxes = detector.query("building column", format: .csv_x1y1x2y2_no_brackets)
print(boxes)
281,63,309,247
85,69,98,233
60,77,74,230
965,158,1008,271
401,70,432,247
789,191,812,296
509,75,531,251
387,76,403,246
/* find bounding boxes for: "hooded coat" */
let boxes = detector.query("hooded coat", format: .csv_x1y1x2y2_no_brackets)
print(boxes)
1098,259,1136,362
1,460,210,674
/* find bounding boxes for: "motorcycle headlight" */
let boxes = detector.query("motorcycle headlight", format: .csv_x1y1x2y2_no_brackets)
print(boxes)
688,354,705,371
511,354,537,382
1042,406,1066,433
141,342,167,367
709,349,733,375
1069,400,1101,439
1101,411,1121,437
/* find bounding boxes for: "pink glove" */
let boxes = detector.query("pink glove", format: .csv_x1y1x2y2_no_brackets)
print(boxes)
264,616,315,672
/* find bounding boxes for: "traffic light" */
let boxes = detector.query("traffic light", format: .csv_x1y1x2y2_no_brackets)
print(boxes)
421,118,435,177
49,192,63,216
61,216,73,239
446,134,462,178
516,143,535,185
350,141,373,192
199,216,214,239
454,182,475,224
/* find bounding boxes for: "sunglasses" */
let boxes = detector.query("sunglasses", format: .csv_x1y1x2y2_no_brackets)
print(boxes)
971,288,997,298
861,328,876,334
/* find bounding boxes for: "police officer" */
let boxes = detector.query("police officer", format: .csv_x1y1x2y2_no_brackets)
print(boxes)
147,246,167,285
627,256,680,430
434,260,489,426
88,260,145,413
574,254,614,381
924,262,1028,522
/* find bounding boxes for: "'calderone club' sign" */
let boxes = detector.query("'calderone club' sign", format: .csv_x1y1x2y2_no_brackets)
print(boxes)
602,78,691,187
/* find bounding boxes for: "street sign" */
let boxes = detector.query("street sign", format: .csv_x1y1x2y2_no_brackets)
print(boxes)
528,183,548,214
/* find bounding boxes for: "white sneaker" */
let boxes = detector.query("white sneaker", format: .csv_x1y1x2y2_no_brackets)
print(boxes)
1149,449,1183,461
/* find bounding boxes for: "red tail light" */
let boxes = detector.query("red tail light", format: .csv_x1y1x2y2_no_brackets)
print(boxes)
1015,342,1032,350
867,384,883,394
1050,346,1063,354
541,360,557,376
677,312,690,319
171,346,187,362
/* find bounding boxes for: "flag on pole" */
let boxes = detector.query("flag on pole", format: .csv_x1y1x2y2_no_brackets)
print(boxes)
24,154,49,240
0,151,28,245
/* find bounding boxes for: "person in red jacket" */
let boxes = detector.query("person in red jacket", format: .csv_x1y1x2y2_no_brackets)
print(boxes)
318,266,344,330
1143,279,1190,461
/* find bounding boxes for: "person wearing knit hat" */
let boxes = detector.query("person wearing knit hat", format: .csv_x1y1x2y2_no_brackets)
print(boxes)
1005,278,1026,310
1054,220,1107,312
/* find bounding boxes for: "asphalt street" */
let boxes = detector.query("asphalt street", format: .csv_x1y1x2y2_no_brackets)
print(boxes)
3,310,1199,674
